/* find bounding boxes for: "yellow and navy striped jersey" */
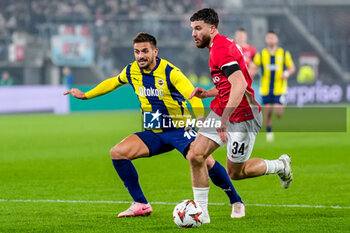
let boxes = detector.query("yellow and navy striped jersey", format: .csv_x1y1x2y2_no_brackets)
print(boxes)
253,48,294,96
85,57,204,131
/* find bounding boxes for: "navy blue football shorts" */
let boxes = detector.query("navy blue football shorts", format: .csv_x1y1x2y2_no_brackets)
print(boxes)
262,94,286,105
135,128,197,158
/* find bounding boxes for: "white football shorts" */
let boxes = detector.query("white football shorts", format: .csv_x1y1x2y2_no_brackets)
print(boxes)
198,110,262,163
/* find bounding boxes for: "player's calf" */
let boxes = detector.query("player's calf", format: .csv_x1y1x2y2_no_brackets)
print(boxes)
205,155,216,170
227,169,246,180
227,164,246,180
227,158,267,180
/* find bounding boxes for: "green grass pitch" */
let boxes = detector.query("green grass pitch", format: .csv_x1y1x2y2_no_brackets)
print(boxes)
0,110,349,232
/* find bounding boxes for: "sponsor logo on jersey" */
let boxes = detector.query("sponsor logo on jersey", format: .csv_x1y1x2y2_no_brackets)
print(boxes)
139,86,164,97
267,64,280,71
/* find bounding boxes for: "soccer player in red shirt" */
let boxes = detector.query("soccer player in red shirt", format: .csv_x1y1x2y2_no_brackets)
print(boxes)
188,8,293,222
235,28,257,76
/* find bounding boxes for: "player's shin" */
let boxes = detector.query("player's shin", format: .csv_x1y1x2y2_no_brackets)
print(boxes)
208,161,242,203
112,159,148,204
190,159,210,223
192,187,210,223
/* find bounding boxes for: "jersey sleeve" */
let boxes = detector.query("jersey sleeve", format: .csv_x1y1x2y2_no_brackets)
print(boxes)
85,67,128,99
253,52,261,66
213,45,239,71
284,51,294,68
170,68,205,119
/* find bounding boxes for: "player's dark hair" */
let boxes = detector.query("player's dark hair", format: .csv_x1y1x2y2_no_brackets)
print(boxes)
267,30,278,36
190,8,219,28
237,28,246,32
133,32,157,47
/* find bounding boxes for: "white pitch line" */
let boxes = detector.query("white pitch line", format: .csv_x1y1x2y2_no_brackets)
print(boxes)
0,199,349,209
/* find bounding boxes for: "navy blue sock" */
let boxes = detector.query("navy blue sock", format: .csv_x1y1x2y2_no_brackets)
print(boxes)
112,159,148,204
267,126,272,132
208,161,242,204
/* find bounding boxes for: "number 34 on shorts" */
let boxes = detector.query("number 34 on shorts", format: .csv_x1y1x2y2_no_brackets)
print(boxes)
231,141,245,155
227,132,256,163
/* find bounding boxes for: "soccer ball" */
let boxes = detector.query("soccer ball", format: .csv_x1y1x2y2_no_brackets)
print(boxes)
173,200,203,228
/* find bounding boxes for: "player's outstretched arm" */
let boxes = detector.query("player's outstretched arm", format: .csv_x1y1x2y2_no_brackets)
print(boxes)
64,88,87,99
64,76,124,100
189,87,218,100
189,87,207,99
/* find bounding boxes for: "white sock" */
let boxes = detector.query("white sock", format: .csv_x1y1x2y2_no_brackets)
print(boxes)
193,187,209,216
264,159,284,175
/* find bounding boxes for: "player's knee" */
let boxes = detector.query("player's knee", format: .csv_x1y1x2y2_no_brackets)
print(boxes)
275,111,283,118
227,168,245,180
110,144,128,160
187,149,206,167
274,106,284,118
228,171,244,180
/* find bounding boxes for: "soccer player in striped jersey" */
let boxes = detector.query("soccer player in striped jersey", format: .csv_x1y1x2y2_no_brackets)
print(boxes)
253,31,295,141
64,32,242,218
188,8,293,222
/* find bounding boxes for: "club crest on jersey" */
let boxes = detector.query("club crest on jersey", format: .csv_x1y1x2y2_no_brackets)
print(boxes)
157,79,164,87
139,86,164,97
213,76,220,83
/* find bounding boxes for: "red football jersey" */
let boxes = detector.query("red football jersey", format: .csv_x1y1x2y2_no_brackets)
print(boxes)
209,34,261,122
241,44,256,65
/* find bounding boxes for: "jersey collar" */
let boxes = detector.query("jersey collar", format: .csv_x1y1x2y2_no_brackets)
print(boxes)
209,33,220,49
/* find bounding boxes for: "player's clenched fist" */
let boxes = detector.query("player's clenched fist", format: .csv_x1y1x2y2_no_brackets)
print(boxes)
63,88,87,99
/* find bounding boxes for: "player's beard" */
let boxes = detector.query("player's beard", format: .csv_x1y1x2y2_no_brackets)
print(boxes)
138,57,154,69
196,34,211,48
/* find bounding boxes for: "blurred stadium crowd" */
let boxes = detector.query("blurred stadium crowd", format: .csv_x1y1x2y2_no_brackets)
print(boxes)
0,0,349,86
0,0,204,37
